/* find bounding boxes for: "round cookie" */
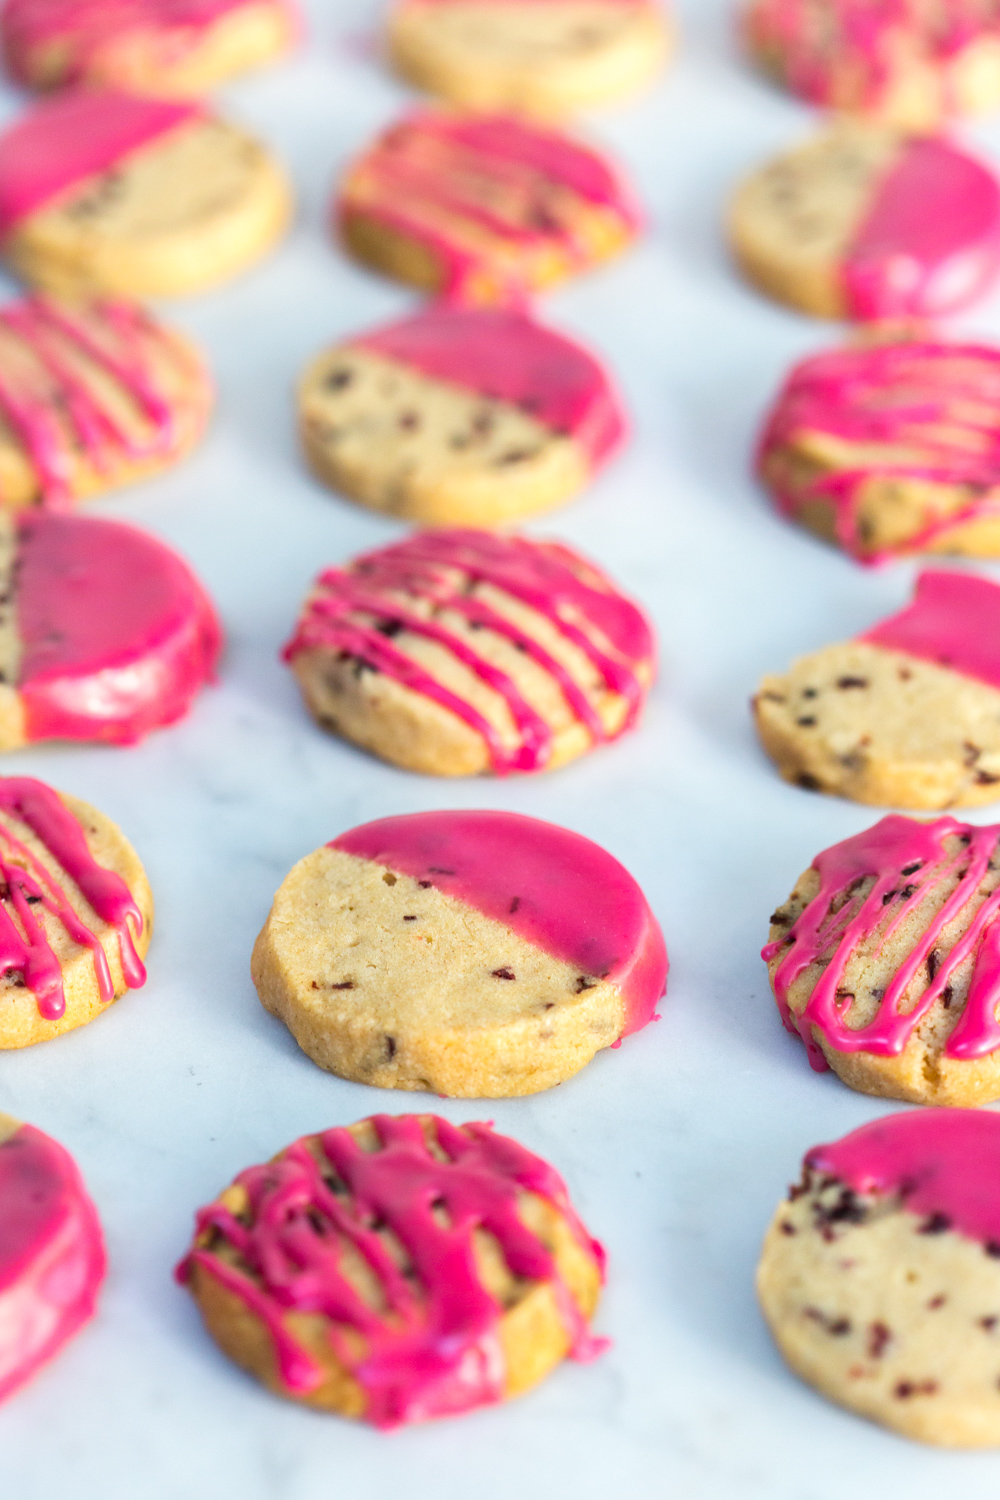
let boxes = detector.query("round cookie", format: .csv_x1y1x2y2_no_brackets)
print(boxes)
753,569,1000,809
336,109,640,304
177,1114,607,1427
282,527,654,777
758,336,1000,565
758,1110,1000,1445
742,0,1000,128
729,123,1000,320
298,305,626,526
386,0,670,116
251,809,668,1097
0,89,292,299
1,0,298,95
0,1112,105,1402
0,775,152,1048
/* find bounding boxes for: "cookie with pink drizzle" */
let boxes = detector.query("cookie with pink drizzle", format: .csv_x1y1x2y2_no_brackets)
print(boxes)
729,122,1000,320
251,810,667,1096
298,305,626,525
336,108,641,304
754,569,1000,808
743,0,1000,128
1,0,298,96
0,1112,105,1400
283,528,653,777
758,1110,1000,1444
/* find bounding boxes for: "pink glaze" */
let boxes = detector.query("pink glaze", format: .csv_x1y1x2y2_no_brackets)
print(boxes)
283,528,653,775
14,512,221,745
859,569,1000,692
843,136,1000,320
0,88,201,237
354,305,625,468
0,1121,105,1402
333,810,667,1036
763,814,1000,1069
806,1109,1000,1249
177,1114,606,1429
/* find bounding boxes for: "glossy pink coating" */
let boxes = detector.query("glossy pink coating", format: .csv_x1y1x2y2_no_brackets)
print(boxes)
860,569,1000,692
806,1109,1000,1248
177,1115,607,1430
14,512,221,745
333,810,668,1037
283,528,653,775
354,305,626,467
0,1121,105,1403
0,88,201,236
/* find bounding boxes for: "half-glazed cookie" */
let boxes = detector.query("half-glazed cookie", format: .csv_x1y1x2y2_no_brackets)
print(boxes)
298,305,625,525
0,1112,105,1402
336,109,640,304
251,809,667,1096
282,527,653,776
177,1114,606,1426
1,0,298,95
753,569,1000,808
387,0,670,116
758,336,1000,565
758,1110,1000,1445
729,124,1000,320
0,89,292,298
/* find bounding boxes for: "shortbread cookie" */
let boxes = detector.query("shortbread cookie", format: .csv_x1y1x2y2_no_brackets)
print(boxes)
282,528,654,776
0,1112,105,1402
758,336,1000,564
753,568,1000,808
758,1109,1000,1445
178,1114,606,1426
743,0,1000,128
251,809,668,1096
729,124,1000,320
336,109,640,303
0,89,292,298
1,0,297,95
298,306,625,525
387,0,670,116
0,775,152,1048
764,814,1000,1104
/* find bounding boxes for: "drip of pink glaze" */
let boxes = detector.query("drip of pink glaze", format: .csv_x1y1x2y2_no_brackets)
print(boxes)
283,528,653,775
859,568,1000,691
806,1109,1000,1249
333,810,667,1036
762,814,1000,1070
0,88,202,237
0,1121,105,1403
177,1114,605,1429
15,512,222,746
354,305,625,468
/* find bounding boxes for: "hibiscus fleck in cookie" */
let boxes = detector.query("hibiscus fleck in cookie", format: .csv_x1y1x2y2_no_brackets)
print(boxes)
336,109,641,304
251,809,668,1097
753,568,1000,808
0,88,292,299
282,527,654,777
758,336,1000,564
729,123,1000,320
0,1112,105,1402
1,0,298,96
298,305,626,525
177,1114,607,1426
386,0,670,117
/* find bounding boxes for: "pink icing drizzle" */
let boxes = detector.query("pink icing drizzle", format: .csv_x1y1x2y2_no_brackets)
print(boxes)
859,568,1000,692
0,1121,105,1403
283,528,653,775
0,88,201,236
177,1115,606,1430
354,305,625,468
333,810,667,1036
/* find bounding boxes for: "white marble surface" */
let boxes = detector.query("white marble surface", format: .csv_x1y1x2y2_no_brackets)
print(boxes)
5,2,1000,1495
